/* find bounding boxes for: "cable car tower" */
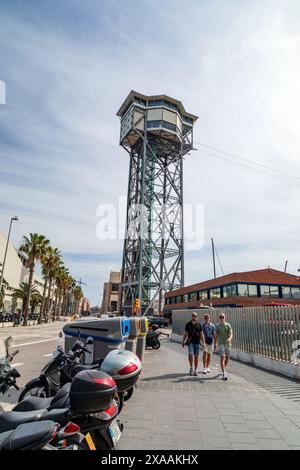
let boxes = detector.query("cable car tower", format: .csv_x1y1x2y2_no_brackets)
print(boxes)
117,91,198,315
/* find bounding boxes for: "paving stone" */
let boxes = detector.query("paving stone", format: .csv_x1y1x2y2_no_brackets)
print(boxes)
229,432,258,444
224,423,250,433
258,439,291,450
232,443,261,450
201,436,233,449
174,440,202,450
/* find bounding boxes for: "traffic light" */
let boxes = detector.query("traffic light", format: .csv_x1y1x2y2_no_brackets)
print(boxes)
132,298,140,315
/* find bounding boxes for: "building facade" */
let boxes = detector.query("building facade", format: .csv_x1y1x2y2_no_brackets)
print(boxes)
0,231,44,313
164,268,300,311
100,271,121,314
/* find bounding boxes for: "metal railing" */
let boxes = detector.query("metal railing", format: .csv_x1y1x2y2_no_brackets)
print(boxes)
172,306,300,364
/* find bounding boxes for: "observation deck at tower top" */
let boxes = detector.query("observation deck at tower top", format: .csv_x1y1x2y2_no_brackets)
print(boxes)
116,90,198,148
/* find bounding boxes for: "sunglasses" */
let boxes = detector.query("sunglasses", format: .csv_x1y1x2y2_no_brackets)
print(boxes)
219,316,225,319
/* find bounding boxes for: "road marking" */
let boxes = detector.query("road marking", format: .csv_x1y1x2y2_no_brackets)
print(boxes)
42,353,53,357
11,363,24,367
14,338,57,347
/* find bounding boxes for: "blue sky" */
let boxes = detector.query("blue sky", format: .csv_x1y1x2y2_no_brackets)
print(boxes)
0,0,300,305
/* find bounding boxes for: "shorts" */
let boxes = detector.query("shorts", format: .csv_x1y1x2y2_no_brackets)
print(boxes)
188,343,200,356
218,344,231,358
203,343,213,354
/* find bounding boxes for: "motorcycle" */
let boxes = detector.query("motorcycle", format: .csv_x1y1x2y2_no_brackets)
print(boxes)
0,420,84,450
146,329,161,349
4,369,123,450
0,336,21,397
19,333,142,412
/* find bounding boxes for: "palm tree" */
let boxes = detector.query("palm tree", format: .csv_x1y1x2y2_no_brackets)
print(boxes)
53,266,70,318
13,282,40,315
19,233,50,326
74,285,83,316
40,247,61,323
30,292,43,317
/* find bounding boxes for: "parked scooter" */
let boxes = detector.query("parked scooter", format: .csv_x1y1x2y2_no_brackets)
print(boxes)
19,333,142,412
0,337,21,397
146,329,161,349
0,420,84,450
4,369,123,450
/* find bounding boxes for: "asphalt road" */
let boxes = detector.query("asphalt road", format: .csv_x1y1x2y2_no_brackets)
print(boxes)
0,322,65,408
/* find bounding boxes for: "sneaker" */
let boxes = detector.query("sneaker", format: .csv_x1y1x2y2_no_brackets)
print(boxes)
223,371,228,380
189,367,193,376
193,370,198,376
203,368,207,374
206,368,210,373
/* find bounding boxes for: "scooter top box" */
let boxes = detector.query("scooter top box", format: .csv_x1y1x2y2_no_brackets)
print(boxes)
70,369,117,414
100,349,142,392
63,317,131,345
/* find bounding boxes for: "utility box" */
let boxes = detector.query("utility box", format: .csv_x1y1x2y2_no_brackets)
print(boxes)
63,317,130,364
125,317,141,353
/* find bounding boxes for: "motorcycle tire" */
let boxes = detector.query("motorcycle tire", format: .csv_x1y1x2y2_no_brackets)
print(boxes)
123,386,134,402
151,338,161,350
18,378,47,403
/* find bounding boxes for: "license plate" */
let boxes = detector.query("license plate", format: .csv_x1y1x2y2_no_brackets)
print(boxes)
85,432,96,450
108,419,122,445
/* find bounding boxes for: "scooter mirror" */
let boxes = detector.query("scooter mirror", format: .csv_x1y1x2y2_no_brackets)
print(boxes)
86,337,94,346
58,332,63,338
4,336,13,353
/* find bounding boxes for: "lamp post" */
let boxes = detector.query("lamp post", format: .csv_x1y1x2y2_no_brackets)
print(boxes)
0,216,19,292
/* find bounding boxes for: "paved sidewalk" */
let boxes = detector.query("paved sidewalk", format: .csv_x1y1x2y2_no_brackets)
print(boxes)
117,338,300,450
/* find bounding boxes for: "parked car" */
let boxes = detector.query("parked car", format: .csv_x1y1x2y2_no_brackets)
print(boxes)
147,316,169,328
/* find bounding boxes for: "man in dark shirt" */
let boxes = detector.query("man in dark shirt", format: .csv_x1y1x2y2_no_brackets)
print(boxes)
182,312,204,376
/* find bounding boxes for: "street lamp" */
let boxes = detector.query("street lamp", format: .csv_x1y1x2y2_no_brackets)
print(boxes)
0,216,19,292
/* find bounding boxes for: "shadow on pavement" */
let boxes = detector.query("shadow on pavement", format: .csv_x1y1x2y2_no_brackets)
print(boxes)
141,372,222,384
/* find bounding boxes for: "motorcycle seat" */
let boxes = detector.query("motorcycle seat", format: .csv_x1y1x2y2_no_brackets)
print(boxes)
13,383,71,412
71,364,98,377
0,420,56,450
0,409,48,432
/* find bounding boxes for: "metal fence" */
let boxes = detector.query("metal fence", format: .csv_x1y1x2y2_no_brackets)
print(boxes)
172,306,300,364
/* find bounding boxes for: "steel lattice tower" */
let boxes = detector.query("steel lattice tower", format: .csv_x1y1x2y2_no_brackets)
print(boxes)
117,91,198,315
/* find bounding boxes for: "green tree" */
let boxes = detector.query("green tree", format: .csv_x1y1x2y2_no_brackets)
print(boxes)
40,246,61,323
19,233,50,326
13,281,40,315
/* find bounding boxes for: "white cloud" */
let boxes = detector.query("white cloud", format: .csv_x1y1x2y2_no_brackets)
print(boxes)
1,0,300,304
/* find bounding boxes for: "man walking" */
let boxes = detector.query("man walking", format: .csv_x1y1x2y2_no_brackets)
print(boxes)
202,313,215,374
214,312,233,380
182,312,204,376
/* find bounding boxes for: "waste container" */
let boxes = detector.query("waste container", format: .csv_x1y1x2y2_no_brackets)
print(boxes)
136,316,149,362
63,317,130,364
125,317,141,353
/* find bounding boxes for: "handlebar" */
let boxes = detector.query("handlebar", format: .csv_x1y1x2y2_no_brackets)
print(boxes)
11,350,19,357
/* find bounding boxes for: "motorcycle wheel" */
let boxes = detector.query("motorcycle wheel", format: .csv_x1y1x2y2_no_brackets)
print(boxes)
152,338,161,350
18,378,47,403
123,387,134,402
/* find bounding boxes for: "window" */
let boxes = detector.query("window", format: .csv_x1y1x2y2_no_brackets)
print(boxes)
183,294,188,303
223,284,237,297
260,285,270,297
282,286,291,298
270,286,279,298
291,287,300,299
176,295,182,304
210,288,220,299
170,297,175,304
165,298,169,305
189,292,197,302
238,284,248,296
199,290,208,300
111,283,119,293
147,120,162,129
248,285,258,297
